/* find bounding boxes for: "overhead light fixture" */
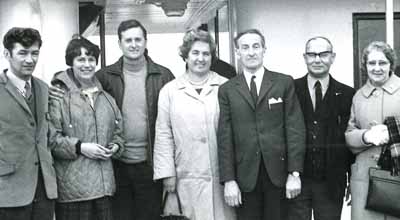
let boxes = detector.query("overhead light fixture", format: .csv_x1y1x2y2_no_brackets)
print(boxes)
150,0,189,17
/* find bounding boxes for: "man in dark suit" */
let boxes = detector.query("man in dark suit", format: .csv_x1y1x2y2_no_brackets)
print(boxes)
217,29,306,220
288,37,355,220
0,27,57,220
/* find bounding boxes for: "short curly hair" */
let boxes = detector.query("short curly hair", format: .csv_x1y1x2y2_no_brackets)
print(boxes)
65,35,100,66
3,27,42,52
361,41,397,75
179,29,216,61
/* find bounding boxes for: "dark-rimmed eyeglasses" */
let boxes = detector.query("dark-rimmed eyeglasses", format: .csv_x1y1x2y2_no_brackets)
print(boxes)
305,51,333,60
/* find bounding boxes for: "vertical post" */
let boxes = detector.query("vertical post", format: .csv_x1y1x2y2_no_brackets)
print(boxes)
386,0,394,47
214,10,220,58
99,9,106,68
227,0,237,68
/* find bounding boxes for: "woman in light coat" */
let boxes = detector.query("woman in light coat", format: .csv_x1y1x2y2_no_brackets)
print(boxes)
153,29,236,220
49,36,124,220
345,41,400,220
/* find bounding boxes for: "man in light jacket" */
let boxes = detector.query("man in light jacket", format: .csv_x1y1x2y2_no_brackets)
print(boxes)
0,27,57,220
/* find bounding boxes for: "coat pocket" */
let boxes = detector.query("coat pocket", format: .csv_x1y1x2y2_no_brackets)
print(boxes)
0,164,16,176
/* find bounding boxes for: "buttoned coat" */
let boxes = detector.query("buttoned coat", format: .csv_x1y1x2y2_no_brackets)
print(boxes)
153,72,235,220
217,68,306,191
295,75,355,200
346,74,400,220
0,70,57,207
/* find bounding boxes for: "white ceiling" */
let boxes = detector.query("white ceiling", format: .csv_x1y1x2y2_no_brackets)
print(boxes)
103,0,212,34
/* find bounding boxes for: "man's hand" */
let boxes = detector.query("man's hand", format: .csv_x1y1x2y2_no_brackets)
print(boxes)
286,173,301,199
49,85,65,101
224,180,242,207
163,177,176,193
364,124,389,146
81,143,112,160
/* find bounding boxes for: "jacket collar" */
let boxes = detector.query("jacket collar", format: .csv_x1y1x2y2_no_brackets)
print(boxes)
108,55,162,76
1,69,46,120
234,68,273,109
51,68,103,92
361,74,400,98
176,71,223,99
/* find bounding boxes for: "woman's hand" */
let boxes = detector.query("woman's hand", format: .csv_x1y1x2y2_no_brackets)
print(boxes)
364,124,389,146
163,177,176,193
81,143,112,160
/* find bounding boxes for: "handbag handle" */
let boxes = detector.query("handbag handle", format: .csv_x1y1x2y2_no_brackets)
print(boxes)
161,190,184,215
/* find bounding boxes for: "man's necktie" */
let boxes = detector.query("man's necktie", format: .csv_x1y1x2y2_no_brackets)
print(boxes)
314,80,322,111
250,75,258,104
25,81,32,99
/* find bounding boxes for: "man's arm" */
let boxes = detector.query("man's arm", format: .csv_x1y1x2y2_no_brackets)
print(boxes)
217,85,242,207
217,85,235,183
283,76,306,199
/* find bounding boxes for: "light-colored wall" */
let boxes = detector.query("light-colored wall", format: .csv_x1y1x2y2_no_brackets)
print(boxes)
0,0,78,84
234,0,400,87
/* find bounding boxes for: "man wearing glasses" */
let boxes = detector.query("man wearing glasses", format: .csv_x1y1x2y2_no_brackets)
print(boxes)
288,36,355,220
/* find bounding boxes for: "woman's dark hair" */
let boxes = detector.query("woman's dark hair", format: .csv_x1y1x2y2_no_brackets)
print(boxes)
179,29,216,61
65,35,100,66
361,41,397,75
3,27,42,52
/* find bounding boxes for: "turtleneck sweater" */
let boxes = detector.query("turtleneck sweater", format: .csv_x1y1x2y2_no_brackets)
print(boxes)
120,56,148,163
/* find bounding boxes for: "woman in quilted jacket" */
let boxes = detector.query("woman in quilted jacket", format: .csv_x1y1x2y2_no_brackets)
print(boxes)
49,36,124,220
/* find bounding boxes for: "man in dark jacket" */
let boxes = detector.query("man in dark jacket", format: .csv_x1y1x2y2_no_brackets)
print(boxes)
288,36,355,220
96,19,174,220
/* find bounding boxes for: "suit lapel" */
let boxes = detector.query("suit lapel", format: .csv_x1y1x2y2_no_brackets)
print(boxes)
234,74,255,109
257,69,273,105
4,77,33,117
297,76,309,109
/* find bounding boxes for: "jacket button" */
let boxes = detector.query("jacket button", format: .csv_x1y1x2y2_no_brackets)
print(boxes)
30,122,35,126
34,162,39,166
200,137,207,143
313,121,317,125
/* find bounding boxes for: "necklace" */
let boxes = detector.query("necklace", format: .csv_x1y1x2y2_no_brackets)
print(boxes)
187,72,210,86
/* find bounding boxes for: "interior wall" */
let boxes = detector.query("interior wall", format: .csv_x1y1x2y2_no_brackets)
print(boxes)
234,0,400,87
0,0,78,84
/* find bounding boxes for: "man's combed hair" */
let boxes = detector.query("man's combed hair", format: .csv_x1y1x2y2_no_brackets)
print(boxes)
3,27,42,51
117,19,147,40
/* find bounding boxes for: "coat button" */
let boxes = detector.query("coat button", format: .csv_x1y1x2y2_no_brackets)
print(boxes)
30,122,35,126
313,121,317,125
200,137,207,143
34,162,39,165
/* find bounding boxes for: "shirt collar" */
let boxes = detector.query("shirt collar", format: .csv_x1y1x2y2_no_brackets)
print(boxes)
6,69,31,93
243,67,264,82
361,74,400,98
307,73,330,92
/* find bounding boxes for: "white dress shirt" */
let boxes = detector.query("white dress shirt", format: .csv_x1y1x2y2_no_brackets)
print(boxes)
7,70,31,98
307,74,330,110
243,67,264,95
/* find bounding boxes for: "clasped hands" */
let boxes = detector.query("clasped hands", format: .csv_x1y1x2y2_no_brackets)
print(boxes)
80,142,119,160
364,124,390,146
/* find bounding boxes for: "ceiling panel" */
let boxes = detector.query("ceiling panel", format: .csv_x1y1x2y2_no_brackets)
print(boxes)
103,0,209,34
